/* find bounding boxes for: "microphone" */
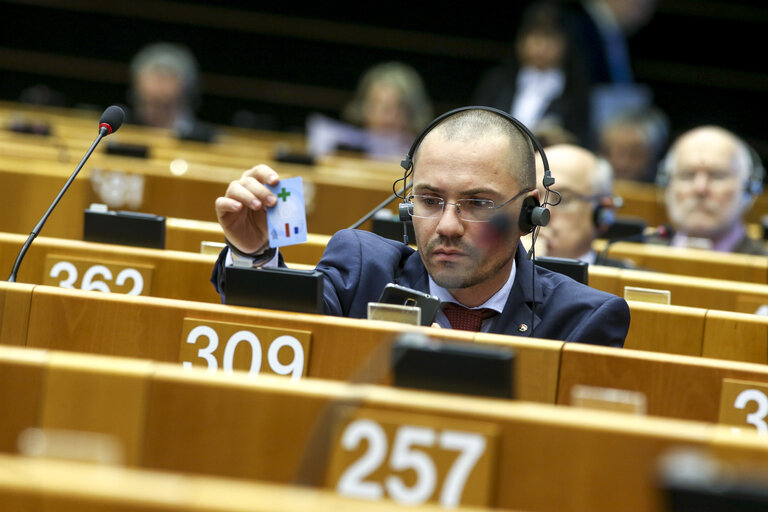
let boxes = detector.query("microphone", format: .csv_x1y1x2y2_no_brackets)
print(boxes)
98,105,125,135
595,225,671,266
7,105,125,282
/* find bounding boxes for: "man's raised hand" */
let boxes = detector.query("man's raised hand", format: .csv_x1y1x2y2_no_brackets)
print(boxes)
215,165,279,254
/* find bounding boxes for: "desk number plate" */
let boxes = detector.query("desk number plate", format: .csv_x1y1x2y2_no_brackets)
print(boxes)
179,318,312,379
325,407,498,508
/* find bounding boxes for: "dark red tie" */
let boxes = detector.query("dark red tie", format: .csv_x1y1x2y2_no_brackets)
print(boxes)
441,303,497,332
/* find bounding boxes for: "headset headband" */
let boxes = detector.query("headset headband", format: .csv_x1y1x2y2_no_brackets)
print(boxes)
400,105,551,181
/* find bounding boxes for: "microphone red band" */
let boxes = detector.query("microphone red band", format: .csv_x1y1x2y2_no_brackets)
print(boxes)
99,122,114,135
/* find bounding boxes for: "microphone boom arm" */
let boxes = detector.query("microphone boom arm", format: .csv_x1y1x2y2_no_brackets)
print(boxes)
8,127,109,282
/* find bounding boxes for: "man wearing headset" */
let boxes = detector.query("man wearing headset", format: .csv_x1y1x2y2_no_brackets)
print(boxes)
525,144,633,267
653,126,767,255
211,108,629,346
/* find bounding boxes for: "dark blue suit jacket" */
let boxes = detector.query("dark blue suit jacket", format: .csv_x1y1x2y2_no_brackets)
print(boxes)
212,229,630,347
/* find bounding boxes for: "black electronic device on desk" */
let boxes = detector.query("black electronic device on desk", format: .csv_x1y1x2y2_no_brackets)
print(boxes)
223,266,325,314
534,256,589,285
105,141,149,159
376,283,440,326
603,216,647,240
391,333,516,399
83,207,166,249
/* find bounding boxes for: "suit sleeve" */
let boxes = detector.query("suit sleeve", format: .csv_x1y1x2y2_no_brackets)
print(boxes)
315,229,413,319
568,295,631,348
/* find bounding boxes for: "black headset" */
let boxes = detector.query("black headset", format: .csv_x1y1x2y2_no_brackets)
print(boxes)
395,105,558,245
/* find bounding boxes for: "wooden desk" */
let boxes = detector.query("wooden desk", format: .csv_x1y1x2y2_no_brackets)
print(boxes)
0,281,33,346
0,232,221,303
588,264,768,315
0,453,493,512
7,344,768,512
557,343,768,423
115,361,768,512
20,284,560,404
0,139,400,238
702,309,768,364
0,346,46,452
595,240,768,283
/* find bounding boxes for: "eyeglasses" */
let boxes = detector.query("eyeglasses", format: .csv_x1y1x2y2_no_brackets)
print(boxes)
406,189,532,222
555,190,598,208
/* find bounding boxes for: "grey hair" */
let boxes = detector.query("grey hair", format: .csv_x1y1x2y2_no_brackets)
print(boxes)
592,156,614,197
130,42,200,98
343,61,434,134
415,109,536,190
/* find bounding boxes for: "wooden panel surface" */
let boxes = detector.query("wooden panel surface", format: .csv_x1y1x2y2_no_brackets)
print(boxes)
0,346,47,452
624,301,706,356
557,343,768,423
0,281,34,347
702,310,768,364
39,352,153,466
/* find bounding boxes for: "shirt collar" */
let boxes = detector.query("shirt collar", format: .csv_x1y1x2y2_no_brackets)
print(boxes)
672,224,746,253
428,259,516,314
579,250,598,265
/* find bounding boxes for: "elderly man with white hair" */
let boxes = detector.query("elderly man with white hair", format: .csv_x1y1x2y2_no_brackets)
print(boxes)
653,126,766,255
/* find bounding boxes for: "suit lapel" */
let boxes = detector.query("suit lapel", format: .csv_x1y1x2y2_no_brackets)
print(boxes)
394,250,431,292
494,244,544,337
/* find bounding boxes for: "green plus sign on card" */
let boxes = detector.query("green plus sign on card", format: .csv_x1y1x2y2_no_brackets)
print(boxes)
265,177,308,248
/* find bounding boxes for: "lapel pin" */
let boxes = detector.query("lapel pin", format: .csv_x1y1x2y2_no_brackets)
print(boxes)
518,324,528,333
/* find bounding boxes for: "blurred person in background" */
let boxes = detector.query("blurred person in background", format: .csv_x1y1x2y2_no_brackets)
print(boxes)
307,61,433,160
524,143,632,267
563,0,659,147
653,125,767,255
599,106,669,182
472,1,592,148
129,41,216,142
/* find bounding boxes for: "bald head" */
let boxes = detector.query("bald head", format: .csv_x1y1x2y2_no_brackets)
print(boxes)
664,126,753,239
414,109,536,190
537,144,611,197
534,144,614,259
665,126,751,181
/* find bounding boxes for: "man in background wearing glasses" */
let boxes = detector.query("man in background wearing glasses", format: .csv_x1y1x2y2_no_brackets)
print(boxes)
211,108,629,346
523,144,634,268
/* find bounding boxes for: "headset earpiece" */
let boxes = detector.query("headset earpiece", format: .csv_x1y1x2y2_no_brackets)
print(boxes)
593,197,617,233
398,202,411,222
519,196,550,234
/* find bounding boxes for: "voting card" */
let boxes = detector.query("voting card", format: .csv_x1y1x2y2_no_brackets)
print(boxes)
266,177,308,248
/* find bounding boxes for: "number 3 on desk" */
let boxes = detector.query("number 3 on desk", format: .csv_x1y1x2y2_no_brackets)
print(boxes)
718,378,768,434
328,410,498,508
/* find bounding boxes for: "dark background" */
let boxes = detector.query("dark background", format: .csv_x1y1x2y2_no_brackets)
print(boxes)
1,0,766,160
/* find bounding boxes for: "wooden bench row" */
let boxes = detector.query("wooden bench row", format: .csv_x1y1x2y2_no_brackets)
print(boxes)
6,229,768,317
2,343,768,512
3,231,768,364
4,281,768,429
0,452,492,512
